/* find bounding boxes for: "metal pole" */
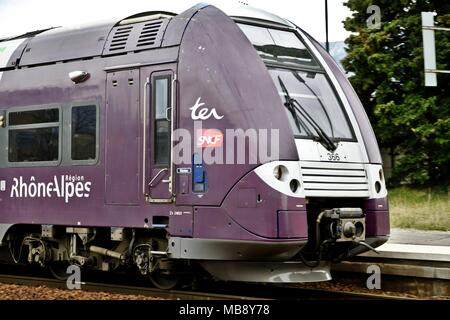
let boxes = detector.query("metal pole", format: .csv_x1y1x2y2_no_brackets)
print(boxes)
325,0,329,52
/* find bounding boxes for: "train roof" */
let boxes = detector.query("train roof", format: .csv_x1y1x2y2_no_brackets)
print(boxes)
0,2,294,70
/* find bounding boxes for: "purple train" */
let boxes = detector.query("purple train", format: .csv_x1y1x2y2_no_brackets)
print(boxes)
0,4,389,288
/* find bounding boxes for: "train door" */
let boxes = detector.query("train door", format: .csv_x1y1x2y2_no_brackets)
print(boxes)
142,67,176,203
105,69,140,205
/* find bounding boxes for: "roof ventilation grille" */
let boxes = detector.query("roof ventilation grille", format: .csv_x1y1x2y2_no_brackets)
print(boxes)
103,18,169,56
137,20,163,47
108,26,133,52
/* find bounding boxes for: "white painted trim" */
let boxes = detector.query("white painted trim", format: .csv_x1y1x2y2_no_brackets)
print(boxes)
295,139,365,163
254,161,305,198
255,161,386,199
365,163,388,199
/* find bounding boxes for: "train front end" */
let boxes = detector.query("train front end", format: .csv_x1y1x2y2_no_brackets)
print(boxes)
239,21,390,262
169,4,389,283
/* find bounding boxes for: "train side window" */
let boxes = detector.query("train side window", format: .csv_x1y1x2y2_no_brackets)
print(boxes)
7,108,60,163
71,105,97,161
153,76,171,166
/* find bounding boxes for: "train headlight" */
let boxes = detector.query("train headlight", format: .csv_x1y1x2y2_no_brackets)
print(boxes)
273,165,288,181
379,169,384,182
289,179,301,193
375,181,382,193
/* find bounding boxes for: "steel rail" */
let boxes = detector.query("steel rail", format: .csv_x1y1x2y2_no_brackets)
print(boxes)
0,272,420,300
0,274,260,300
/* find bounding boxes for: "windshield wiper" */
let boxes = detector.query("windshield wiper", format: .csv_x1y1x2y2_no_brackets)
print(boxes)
292,100,337,152
277,76,313,136
292,72,335,138
277,76,337,152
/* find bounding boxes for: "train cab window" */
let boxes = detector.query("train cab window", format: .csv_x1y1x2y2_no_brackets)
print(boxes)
238,23,320,70
153,76,171,166
71,105,97,161
8,108,60,163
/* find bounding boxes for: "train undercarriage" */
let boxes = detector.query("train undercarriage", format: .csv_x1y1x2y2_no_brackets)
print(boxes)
0,197,383,290
1,226,191,289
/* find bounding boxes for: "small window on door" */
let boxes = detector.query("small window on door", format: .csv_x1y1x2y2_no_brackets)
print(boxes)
153,76,171,166
71,105,97,161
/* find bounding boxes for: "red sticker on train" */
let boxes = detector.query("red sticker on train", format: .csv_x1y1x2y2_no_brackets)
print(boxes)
197,129,223,148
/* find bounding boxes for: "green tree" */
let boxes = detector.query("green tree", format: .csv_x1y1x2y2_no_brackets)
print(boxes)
343,0,450,186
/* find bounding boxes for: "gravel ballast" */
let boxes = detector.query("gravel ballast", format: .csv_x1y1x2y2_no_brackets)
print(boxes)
0,282,161,300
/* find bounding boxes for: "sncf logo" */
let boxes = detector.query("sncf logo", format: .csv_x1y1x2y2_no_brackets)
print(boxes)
190,97,224,120
197,129,223,148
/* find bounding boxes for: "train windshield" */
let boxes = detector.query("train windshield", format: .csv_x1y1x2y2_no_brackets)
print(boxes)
269,68,354,141
238,23,354,141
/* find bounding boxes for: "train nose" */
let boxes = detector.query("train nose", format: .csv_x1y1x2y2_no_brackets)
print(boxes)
216,162,308,239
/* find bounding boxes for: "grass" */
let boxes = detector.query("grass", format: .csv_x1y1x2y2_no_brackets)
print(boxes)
388,187,450,231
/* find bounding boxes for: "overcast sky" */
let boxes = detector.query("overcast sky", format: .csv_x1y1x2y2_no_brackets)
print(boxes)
0,0,352,41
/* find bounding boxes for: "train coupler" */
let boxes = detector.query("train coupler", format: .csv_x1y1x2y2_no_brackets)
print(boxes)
317,208,366,243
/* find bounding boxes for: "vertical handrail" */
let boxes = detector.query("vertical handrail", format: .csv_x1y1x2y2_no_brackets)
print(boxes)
169,74,177,196
142,77,150,195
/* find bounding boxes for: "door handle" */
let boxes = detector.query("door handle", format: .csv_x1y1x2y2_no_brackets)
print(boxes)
148,168,168,187
166,106,172,122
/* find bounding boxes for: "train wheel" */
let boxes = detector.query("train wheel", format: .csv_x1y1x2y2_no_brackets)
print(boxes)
149,272,180,290
48,261,70,281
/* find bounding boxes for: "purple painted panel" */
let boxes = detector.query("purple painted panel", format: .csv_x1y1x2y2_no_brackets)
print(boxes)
176,6,298,207
167,208,193,237
0,5,308,243
277,211,308,239
365,210,390,236
364,197,389,211
222,171,305,238
364,197,390,236
161,3,208,47
179,175,189,195
193,207,268,241
0,45,192,236
237,188,257,208
105,70,140,205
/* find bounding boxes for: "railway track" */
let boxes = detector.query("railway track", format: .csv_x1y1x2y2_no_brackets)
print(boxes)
2,241,449,301
0,273,261,300
0,268,415,300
